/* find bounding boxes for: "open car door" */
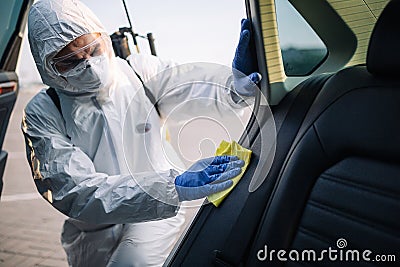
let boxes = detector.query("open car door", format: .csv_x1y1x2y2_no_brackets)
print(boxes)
0,0,33,197
165,0,397,266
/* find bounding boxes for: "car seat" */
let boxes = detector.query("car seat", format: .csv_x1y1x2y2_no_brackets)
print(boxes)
246,0,400,266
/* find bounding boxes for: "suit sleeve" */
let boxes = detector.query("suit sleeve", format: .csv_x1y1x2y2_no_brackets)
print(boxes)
21,91,179,225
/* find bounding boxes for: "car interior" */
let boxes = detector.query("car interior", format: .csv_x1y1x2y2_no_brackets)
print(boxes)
166,0,400,266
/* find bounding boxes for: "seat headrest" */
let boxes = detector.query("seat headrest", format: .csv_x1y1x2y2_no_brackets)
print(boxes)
367,0,400,78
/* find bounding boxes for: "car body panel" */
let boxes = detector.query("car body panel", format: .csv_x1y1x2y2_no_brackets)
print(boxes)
0,0,33,197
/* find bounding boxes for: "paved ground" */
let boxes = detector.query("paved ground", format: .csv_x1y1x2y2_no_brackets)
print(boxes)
0,84,68,267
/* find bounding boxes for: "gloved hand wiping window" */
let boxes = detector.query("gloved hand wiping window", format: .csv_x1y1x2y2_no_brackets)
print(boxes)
174,155,244,201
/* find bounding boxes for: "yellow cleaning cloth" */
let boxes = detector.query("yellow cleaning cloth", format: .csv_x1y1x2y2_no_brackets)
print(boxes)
207,140,252,207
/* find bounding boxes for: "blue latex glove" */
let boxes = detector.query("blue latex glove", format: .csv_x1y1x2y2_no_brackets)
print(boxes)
175,155,244,201
232,19,261,97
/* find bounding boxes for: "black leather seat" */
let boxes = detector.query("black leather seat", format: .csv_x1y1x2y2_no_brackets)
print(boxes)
247,0,400,266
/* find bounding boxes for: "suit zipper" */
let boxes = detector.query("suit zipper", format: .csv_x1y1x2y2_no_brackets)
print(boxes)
92,96,121,174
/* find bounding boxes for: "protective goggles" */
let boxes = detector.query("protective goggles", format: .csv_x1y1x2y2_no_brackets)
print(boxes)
51,35,107,76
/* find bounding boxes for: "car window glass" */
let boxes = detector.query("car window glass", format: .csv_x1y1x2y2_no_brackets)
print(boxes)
82,0,246,66
275,0,327,76
0,0,24,64
82,0,252,194
81,0,251,161
81,0,252,252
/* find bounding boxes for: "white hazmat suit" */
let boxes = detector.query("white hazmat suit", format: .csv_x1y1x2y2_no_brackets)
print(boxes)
22,0,253,266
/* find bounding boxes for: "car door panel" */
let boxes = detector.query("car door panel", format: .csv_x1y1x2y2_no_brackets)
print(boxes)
165,0,341,264
0,72,18,197
0,0,33,197
165,71,333,266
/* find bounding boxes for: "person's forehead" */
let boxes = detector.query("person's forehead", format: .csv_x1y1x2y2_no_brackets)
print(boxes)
56,33,101,58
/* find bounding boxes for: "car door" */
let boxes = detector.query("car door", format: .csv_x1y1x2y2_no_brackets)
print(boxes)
165,0,389,266
0,0,33,197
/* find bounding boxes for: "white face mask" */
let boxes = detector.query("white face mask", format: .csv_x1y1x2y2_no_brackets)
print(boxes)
64,55,111,93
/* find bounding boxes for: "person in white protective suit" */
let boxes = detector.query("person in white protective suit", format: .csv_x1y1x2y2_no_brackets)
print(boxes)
22,0,261,266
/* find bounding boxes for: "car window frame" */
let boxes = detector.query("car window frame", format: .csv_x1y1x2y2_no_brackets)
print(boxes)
0,0,33,71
